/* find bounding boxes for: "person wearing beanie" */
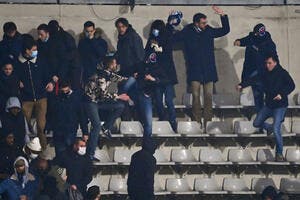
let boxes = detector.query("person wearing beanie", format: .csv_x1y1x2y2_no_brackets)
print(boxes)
23,137,42,162
127,137,157,200
234,23,278,112
0,156,38,200
0,97,29,148
86,185,101,200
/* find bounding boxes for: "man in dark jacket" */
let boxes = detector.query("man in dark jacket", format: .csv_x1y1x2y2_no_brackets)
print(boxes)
253,54,295,161
78,21,108,84
127,137,157,200
0,22,23,64
53,80,88,155
235,23,277,112
54,139,93,197
15,34,54,149
168,6,230,128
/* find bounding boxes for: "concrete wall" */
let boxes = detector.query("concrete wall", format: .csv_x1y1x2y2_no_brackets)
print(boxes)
0,4,299,104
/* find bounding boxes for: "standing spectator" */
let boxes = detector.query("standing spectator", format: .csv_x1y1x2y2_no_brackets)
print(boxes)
53,80,88,155
85,56,129,160
0,58,20,112
78,21,108,84
145,19,178,133
0,156,38,200
0,22,23,64
54,139,92,197
234,23,277,112
1,97,29,148
23,137,42,163
15,34,54,149
253,54,295,161
86,185,101,200
168,6,230,129
127,137,157,200
0,129,22,182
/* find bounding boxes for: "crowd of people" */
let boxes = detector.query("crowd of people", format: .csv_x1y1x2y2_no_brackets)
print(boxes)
0,5,295,200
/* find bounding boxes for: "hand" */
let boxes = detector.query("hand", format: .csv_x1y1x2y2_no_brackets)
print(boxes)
70,185,77,190
52,75,59,83
117,94,130,101
212,5,225,16
273,94,282,101
45,82,54,92
82,135,89,142
145,74,156,82
236,84,243,92
19,81,24,88
234,40,241,46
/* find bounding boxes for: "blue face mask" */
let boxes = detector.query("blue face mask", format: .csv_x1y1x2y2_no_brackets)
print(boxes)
152,29,159,37
31,50,38,58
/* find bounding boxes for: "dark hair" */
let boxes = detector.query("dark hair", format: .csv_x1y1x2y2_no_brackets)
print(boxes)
37,24,49,33
102,56,116,69
265,53,279,63
84,21,95,29
193,13,207,23
21,34,37,52
3,22,17,33
59,79,71,88
48,20,60,34
74,138,85,145
115,18,129,27
150,20,166,36
86,185,100,200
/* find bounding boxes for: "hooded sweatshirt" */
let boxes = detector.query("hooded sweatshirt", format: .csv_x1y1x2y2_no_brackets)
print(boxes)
0,156,38,200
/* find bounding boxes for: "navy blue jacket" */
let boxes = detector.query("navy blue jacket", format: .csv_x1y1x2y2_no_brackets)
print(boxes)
0,32,23,64
53,90,88,135
116,25,145,77
263,64,295,108
78,31,108,82
15,54,52,101
239,32,277,88
169,15,230,83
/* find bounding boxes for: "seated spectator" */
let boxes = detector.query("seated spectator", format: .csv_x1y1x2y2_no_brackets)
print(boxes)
54,139,92,197
1,97,29,148
0,129,22,182
53,80,88,155
0,22,23,64
78,21,108,84
23,137,42,163
15,34,54,149
0,156,38,200
0,58,20,112
86,185,101,200
127,137,157,200
84,56,130,160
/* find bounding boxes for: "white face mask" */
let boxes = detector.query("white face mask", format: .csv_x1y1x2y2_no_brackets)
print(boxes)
78,147,86,155
30,153,39,159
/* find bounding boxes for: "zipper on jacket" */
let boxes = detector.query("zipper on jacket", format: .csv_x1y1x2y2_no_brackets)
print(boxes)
28,61,37,102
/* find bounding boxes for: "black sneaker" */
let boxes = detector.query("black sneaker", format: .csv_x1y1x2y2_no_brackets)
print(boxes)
267,128,273,136
102,127,112,139
275,153,285,162
170,121,178,133
91,157,101,162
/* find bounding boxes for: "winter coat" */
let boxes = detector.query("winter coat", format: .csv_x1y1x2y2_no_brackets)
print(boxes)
0,32,23,64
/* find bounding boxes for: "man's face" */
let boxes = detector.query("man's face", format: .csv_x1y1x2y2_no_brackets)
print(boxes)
2,64,13,76
38,30,49,42
60,86,71,94
265,58,277,72
85,26,96,39
195,18,208,30
6,134,14,146
108,59,118,72
74,140,86,152
6,30,16,38
15,164,25,174
116,22,128,35
9,107,20,116
37,159,48,171
25,45,38,58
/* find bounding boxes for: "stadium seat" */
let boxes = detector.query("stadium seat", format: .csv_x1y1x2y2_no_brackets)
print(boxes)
213,94,238,106
178,121,202,135
113,149,137,164
109,177,127,194
280,178,300,194
93,148,114,165
120,121,143,136
199,149,227,164
292,120,300,134
223,177,251,193
285,148,300,163
228,149,255,164
240,90,255,106
206,121,232,135
194,178,223,193
251,178,276,194
234,120,258,135
257,149,276,163
152,121,175,136
171,149,197,163
154,149,171,164
88,175,112,195
166,178,191,193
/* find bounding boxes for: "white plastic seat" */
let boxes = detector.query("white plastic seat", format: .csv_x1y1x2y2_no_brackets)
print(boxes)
285,148,300,162
154,150,170,163
88,175,111,194
166,178,190,192
213,94,238,106
171,149,197,163
297,93,300,105
178,121,202,135
257,149,275,162
199,149,226,163
152,121,175,135
292,120,300,134
113,149,137,164
109,177,127,193
194,178,222,192
120,121,143,136
223,178,250,192
182,93,203,108
251,178,276,194
206,121,232,135
240,90,255,106
93,148,114,164
228,149,254,163
234,121,258,135
280,178,300,194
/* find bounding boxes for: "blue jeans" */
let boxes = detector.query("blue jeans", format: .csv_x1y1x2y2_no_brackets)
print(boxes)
251,82,264,112
253,106,287,154
53,129,77,156
118,76,136,95
154,84,176,125
138,92,152,137
85,100,125,158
